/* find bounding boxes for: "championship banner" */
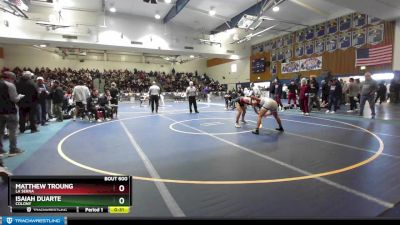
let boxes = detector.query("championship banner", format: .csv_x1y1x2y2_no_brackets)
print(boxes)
326,35,338,52
257,44,264,53
281,61,300,74
296,29,305,43
299,56,322,71
368,24,384,45
284,34,293,46
368,16,382,25
339,31,352,50
271,63,277,76
315,38,325,54
305,41,314,55
339,14,352,32
295,43,304,57
272,39,277,49
315,23,326,38
284,47,292,60
305,26,315,41
264,41,273,51
277,48,285,61
271,50,277,62
327,18,338,35
353,13,367,28
352,28,367,48
276,37,284,49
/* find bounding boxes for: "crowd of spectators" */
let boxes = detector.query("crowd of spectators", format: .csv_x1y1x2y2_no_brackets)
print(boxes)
0,66,228,172
8,67,226,94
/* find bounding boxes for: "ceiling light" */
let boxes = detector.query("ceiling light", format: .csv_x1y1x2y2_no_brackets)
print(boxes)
190,55,194,58
155,14,161,19
39,44,47,48
237,14,259,30
164,0,172,3
209,7,216,16
110,7,116,13
272,6,279,12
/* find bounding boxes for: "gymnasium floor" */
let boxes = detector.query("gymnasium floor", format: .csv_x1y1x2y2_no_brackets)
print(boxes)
1,101,400,218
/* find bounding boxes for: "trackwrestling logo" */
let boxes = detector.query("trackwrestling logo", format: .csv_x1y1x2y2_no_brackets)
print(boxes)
2,217,65,225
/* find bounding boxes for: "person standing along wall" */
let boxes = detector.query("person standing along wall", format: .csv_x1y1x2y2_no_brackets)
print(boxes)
336,80,343,110
326,79,341,114
250,83,261,97
389,79,399,103
204,86,211,103
269,79,276,99
346,78,360,113
355,78,361,104
186,81,199,114
50,80,64,122
72,80,91,121
36,77,49,126
308,77,320,111
110,82,119,118
148,81,160,114
0,71,25,157
321,80,329,107
287,80,298,109
359,72,378,119
274,79,284,111
375,81,387,104
299,78,310,116
16,71,39,133
46,80,53,122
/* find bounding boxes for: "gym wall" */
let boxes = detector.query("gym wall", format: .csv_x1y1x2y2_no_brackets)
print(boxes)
1,45,172,72
250,20,396,81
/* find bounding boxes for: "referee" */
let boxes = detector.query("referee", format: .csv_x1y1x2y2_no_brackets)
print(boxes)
148,81,160,113
186,81,199,114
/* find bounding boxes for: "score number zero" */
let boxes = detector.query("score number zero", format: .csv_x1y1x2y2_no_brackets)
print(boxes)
104,177,129,205
117,185,126,205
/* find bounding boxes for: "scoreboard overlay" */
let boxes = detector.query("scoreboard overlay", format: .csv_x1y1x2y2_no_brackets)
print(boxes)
8,176,131,214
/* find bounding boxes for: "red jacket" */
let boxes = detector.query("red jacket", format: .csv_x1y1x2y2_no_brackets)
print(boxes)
299,84,310,99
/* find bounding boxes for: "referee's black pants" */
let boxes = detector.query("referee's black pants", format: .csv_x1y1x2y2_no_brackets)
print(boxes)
188,96,198,113
150,95,159,113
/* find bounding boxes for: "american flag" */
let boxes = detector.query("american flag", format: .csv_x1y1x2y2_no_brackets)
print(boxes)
355,44,393,66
